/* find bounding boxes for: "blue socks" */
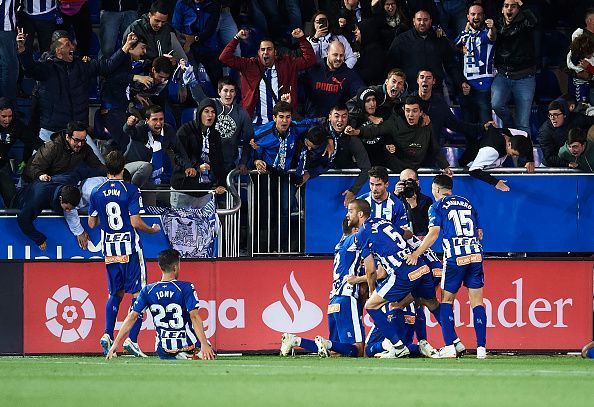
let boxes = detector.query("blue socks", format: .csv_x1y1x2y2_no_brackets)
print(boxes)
365,341,385,357
414,307,427,341
105,295,123,338
329,341,359,357
587,348,594,359
473,305,487,347
367,308,401,345
299,338,318,353
128,300,143,343
439,303,457,346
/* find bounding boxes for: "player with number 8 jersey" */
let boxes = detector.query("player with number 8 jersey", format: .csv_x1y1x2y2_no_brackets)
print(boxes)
88,151,161,357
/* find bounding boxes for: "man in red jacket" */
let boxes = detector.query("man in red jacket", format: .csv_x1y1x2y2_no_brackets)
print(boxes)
219,28,317,125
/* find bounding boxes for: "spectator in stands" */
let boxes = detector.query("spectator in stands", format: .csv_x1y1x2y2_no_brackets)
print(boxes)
123,105,192,194
294,126,333,187
182,65,253,174
467,126,534,191
317,104,370,206
307,11,358,69
567,32,594,103
370,0,408,48
99,34,148,150
387,9,465,94
172,0,222,90
24,121,106,183
538,98,594,167
219,28,316,124
333,0,372,25
349,87,390,167
455,2,496,124
99,0,139,59
123,0,187,66
128,56,174,115
436,0,467,38
14,183,82,250
304,40,364,117
171,98,226,208
558,128,594,172
58,0,92,57
347,68,407,120
398,0,440,25
0,98,43,207
216,1,239,59
0,1,18,102
346,96,452,174
413,68,490,166
394,167,432,236
19,0,58,54
17,30,138,147
491,0,537,136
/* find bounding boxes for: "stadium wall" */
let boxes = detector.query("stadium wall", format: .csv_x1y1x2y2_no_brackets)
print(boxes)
306,173,594,253
1,258,592,354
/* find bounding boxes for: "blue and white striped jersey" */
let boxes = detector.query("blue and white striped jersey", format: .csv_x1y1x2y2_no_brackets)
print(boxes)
454,28,495,91
88,180,143,257
428,195,483,261
133,280,200,353
1,0,18,31
330,233,362,299
360,191,407,229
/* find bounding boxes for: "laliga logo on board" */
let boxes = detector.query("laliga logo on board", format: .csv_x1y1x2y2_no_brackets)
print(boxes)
45,285,96,343
262,271,323,333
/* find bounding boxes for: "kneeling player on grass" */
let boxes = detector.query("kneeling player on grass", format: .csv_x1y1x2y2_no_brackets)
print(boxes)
350,199,441,358
280,218,366,357
106,249,215,360
406,175,487,359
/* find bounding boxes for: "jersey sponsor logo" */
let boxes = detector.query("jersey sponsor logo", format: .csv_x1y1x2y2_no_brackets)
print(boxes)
327,303,340,314
45,285,96,343
105,254,129,264
407,265,430,281
404,315,416,325
262,271,323,333
104,232,132,243
456,253,483,266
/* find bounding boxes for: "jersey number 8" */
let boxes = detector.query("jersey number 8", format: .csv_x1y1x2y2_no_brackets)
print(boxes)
106,202,124,231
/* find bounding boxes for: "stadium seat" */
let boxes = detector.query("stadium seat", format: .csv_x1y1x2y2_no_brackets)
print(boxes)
533,146,544,167
181,107,197,125
164,109,177,129
443,106,466,144
441,146,464,168
89,0,101,25
530,105,547,141
89,32,100,58
535,70,561,104
93,109,111,140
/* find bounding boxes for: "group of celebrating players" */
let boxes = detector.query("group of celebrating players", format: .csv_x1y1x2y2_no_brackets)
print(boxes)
281,168,486,359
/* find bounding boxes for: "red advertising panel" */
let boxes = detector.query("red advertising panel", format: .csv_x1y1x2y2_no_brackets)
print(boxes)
23,260,593,353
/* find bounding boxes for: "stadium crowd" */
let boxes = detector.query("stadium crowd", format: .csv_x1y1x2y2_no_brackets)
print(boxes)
1,0,594,248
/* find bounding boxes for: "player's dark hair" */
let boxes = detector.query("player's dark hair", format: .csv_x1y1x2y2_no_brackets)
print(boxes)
341,217,355,235
433,174,453,190
105,150,126,176
144,104,164,119
568,128,587,145
305,126,326,146
152,56,173,75
60,185,81,206
158,248,181,272
130,33,147,47
351,198,371,217
149,0,169,16
509,135,533,157
368,166,389,183
217,76,237,92
273,101,293,116
65,121,88,136
404,96,422,110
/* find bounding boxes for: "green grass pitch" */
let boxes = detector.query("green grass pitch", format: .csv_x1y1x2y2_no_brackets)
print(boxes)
0,355,592,406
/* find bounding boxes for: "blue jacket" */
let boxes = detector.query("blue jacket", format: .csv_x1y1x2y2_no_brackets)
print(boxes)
172,0,220,52
254,119,318,174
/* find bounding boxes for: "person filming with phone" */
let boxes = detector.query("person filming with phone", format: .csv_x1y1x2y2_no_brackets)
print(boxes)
307,12,358,69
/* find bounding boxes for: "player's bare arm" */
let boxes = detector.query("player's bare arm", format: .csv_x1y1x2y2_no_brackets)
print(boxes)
106,310,140,360
88,215,99,229
406,226,440,265
363,254,377,293
130,214,161,234
189,309,215,360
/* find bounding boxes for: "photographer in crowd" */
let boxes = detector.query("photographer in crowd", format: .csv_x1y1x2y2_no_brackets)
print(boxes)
394,168,432,236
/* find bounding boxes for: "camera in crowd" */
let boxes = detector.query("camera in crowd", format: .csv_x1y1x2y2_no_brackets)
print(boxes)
401,178,419,198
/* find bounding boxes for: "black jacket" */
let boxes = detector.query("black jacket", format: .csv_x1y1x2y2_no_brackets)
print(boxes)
101,0,138,12
19,49,128,131
172,99,225,191
16,182,66,246
388,27,463,91
123,122,192,169
538,112,594,167
0,117,42,169
494,9,538,75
